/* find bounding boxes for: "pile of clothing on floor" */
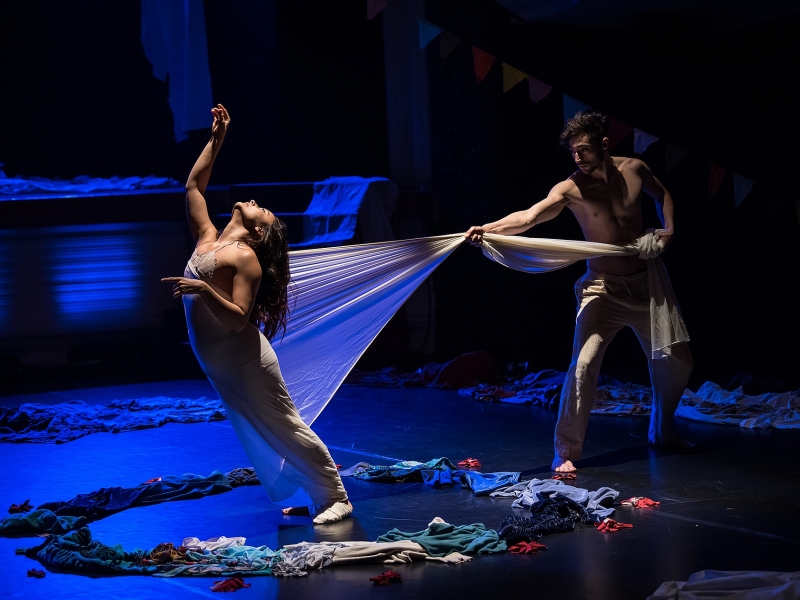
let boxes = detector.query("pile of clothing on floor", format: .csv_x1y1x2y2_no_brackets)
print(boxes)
16,518,504,578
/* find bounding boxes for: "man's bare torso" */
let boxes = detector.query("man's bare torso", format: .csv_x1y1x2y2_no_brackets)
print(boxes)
565,156,647,276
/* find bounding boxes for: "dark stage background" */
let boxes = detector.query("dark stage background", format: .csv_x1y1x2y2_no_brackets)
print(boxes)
1,0,798,392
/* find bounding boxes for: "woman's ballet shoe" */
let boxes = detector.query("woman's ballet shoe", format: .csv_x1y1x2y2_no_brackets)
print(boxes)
312,501,353,524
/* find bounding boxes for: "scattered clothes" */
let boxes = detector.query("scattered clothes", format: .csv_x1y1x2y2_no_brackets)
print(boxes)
344,351,499,389
181,536,246,552
27,568,46,578
8,499,33,514
141,477,162,484
595,518,633,532
677,382,800,429
210,577,251,592
621,497,660,508
224,467,260,487
21,527,156,575
457,471,521,496
499,495,599,543
354,458,459,483
551,473,577,481
0,174,180,196
0,397,226,444
376,517,506,556
492,478,618,520
370,570,402,586
458,370,652,415
457,458,481,468
1,510,86,535
647,570,800,600
20,527,481,578
342,457,521,496
1,470,240,536
508,541,546,554
337,462,371,477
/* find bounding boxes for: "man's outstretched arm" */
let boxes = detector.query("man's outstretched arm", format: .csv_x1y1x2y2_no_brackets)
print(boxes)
465,180,574,244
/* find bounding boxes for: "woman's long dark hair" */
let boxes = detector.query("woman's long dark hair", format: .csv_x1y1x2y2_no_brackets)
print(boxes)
242,218,292,340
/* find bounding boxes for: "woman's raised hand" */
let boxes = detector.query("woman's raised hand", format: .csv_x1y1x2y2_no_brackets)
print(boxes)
211,104,231,139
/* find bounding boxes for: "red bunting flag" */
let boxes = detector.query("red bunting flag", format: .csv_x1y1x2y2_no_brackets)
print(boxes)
502,63,528,93
708,163,726,198
527,77,552,103
472,47,496,84
367,0,388,20
607,116,633,152
440,31,460,58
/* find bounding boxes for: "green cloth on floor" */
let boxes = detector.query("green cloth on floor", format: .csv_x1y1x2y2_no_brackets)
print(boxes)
1,510,86,535
376,518,506,556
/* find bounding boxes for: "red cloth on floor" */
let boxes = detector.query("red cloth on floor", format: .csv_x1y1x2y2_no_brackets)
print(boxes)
509,541,547,554
369,570,402,586
27,569,46,578
210,577,251,592
457,458,481,468
551,472,577,480
621,496,660,508
594,518,633,532
9,499,33,514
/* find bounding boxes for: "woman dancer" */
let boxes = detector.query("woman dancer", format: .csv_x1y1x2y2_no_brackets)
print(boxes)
162,104,352,524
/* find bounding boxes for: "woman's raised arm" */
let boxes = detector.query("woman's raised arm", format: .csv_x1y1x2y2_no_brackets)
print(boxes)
185,104,230,244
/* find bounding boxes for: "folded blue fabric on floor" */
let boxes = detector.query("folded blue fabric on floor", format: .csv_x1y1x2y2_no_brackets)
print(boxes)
353,457,459,482
20,527,156,575
1,470,237,536
0,397,226,444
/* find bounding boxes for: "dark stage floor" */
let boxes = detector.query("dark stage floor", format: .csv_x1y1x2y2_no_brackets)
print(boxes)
2,380,799,600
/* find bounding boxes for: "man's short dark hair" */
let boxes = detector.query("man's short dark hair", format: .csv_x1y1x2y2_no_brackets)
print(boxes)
559,111,610,149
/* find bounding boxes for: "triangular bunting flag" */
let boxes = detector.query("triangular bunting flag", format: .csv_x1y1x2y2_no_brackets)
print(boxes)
418,19,441,49
502,64,528,93
472,47,496,84
733,173,755,207
708,164,726,198
527,77,552,103
607,116,633,152
367,0,388,20
563,95,590,123
633,128,658,154
440,31,460,58
665,144,688,174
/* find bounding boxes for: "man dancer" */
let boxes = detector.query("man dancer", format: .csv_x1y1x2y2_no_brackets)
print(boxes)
465,111,693,473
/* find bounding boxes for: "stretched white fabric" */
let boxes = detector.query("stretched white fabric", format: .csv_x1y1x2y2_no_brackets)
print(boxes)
276,235,463,424
279,231,688,428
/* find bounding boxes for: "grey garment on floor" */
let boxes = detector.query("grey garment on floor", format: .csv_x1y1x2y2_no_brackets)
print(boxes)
271,541,342,577
492,478,618,520
648,570,800,600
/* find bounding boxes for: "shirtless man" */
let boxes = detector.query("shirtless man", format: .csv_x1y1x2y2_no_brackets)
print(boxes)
465,111,693,473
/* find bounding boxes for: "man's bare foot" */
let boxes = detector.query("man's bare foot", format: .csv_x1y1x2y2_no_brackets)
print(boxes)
281,506,310,516
312,501,353,524
553,459,576,473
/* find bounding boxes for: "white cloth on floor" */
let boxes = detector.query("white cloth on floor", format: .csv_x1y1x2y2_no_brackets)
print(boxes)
181,536,246,551
677,382,800,429
647,569,800,599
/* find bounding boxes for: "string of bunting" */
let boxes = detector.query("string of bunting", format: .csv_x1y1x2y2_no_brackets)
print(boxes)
367,1,764,213
414,17,758,209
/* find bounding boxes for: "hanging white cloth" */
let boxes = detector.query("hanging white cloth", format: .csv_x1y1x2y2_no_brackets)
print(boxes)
480,231,689,359
278,231,689,426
